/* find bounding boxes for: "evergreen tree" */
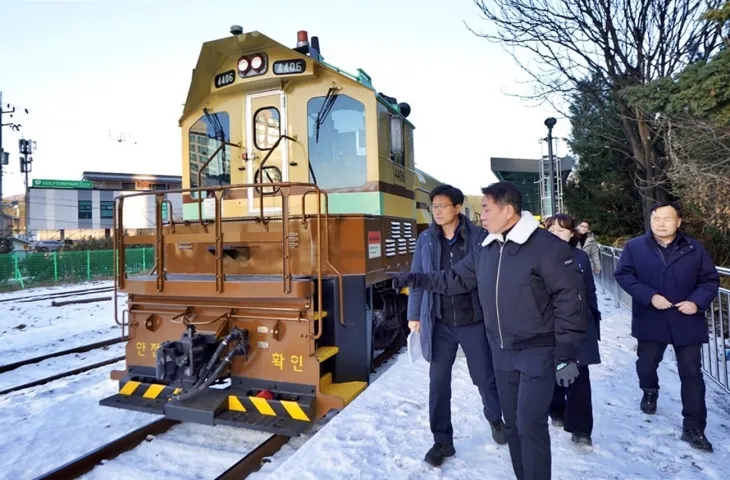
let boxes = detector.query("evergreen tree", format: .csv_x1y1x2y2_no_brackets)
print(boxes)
563,78,644,244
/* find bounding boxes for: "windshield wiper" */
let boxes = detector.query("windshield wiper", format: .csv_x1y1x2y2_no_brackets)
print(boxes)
203,108,228,183
314,86,340,143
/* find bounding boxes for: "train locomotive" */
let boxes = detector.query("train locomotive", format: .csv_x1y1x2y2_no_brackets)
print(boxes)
101,26,472,435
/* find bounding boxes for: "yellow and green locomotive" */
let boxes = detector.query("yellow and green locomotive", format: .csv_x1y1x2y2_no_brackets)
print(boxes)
101,27,462,435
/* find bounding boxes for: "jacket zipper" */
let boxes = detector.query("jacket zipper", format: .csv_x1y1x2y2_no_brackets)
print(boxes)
450,249,456,325
496,242,505,348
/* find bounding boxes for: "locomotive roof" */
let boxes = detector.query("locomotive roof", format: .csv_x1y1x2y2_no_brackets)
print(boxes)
181,30,414,128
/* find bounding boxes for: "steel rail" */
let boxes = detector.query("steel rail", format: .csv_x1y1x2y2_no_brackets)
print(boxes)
0,355,125,396
0,337,127,374
32,419,178,480
0,286,114,304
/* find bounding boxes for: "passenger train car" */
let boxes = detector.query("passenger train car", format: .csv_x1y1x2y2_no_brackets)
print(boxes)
101,27,470,435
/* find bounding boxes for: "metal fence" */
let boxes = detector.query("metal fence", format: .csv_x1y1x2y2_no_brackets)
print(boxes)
596,245,730,394
0,247,154,291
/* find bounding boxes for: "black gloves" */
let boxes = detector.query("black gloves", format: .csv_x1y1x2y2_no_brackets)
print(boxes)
387,272,427,291
555,361,580,387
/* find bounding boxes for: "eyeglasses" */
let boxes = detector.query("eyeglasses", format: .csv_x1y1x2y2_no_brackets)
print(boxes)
428,204,453,213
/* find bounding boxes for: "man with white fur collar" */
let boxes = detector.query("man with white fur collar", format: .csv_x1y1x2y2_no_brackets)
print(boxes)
391,181,587,480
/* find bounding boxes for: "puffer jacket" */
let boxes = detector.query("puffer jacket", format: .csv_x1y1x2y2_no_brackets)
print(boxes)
581,232,601,273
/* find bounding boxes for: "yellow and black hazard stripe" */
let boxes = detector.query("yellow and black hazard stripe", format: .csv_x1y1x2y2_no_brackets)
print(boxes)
227,394,315,423
119,380,181,400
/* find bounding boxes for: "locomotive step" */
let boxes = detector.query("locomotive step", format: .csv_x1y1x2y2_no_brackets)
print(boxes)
321,380,367,407
314,346,338,362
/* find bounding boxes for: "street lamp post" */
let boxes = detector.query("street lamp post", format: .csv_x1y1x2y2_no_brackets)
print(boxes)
544,117,557,217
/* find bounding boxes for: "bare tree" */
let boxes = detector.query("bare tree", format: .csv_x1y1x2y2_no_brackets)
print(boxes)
666,116,730,230
470,0,724,223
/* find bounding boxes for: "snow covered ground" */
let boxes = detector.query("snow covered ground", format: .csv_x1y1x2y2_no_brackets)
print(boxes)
266,294,730,480
80,422,273,480
1,283,729,480
0,359,159,480
0,280,124,365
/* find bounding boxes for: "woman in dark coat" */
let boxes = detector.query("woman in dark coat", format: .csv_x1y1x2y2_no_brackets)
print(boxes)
545,214,601,447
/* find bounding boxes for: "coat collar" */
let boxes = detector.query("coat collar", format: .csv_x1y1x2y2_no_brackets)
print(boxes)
429,213,479,241
482,211,539,246
645,229,689,248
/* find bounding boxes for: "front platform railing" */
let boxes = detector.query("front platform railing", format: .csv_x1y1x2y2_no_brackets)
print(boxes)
112,182,345,341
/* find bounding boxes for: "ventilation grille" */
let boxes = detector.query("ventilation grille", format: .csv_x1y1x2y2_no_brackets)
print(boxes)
386,220,416,257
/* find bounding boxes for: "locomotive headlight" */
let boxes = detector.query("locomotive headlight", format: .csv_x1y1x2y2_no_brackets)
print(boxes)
251,55,263,70
237,57,250,73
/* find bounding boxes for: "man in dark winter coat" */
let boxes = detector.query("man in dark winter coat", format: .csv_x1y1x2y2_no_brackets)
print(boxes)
614,201,719,452
392,181,587,480
407,185,505,467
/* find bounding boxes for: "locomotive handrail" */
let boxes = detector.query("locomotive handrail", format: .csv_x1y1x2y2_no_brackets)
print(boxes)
257,134,297,222
113,181,345,343
302,189,345,330
195,139,242,230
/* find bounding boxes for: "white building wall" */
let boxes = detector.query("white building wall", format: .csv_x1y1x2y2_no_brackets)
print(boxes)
29,188,184,235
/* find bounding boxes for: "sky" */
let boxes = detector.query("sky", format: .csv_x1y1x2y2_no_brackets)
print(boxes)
0,0,572,198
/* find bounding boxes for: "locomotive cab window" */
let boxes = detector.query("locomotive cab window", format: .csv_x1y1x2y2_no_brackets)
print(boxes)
390,116,405,166
188,111,231,198
307,94,367,190
254,107,280,150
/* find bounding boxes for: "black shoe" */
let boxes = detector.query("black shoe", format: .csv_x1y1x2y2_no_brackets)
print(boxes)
489,419,507,445
640,388,658,414
551,416,565,427
681,429,713,452
424,443,456,466
571,433,593,447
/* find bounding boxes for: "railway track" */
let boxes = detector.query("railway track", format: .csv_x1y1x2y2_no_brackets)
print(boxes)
0,286,115,304
32,340,406,479
0,337,128,396
0,355,126,396
0,337,127,374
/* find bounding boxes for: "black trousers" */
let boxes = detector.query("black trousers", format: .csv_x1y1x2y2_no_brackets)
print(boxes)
489,338,555,480
429,322,502,445
636,341,707,430
549,365,593,436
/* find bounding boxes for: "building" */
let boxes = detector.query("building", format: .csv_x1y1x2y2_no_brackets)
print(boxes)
490,156,574,218
27,172,183,241
1,213,18,237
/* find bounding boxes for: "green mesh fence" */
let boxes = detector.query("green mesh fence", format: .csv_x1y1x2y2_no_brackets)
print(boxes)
0,247,154,291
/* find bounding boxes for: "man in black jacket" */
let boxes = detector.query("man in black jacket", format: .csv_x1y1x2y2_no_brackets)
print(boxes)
392,181,587,480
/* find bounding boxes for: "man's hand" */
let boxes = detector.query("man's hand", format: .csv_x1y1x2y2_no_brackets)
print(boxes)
675,301,698,315
651,294,673,310
556,361,580,387
408,320,420,333
387,272,421,291
593,267,601,275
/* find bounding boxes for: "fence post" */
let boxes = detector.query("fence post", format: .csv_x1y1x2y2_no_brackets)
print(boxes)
87,250,91,280
142,248,146,271
53,252,58,281
13,255,24,289
613,251,620,309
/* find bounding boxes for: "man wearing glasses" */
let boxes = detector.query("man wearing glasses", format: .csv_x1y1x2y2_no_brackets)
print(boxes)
408,184,506,467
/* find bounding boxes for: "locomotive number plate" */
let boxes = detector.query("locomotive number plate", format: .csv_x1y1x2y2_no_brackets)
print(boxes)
273,59,306,75
214,70,236,88
393,165,406,186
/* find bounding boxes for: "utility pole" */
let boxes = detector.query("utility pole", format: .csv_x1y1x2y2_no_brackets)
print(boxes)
544,117,557,217
1,92,16,212
0,92,25,218
19,138,34,238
